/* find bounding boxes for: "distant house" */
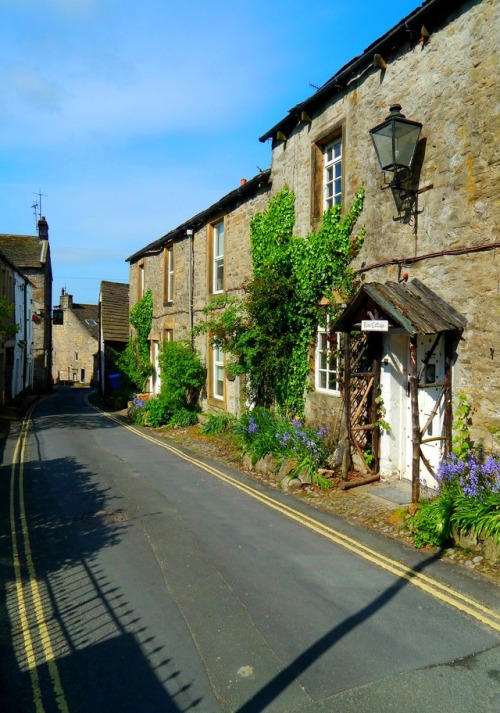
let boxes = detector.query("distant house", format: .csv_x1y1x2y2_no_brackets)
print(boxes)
0,217,53,393
0,249,34,404
52,290,98,385
126,171,271,413
98,280,129,397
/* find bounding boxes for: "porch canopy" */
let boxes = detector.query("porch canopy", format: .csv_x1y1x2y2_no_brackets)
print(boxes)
331,278,466,335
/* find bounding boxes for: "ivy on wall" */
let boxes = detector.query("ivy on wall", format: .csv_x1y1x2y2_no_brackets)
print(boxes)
196,185,365,416
117,289,154,391
0,296,19,341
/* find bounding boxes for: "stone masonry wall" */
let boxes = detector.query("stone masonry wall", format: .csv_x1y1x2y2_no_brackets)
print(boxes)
268,0,499,446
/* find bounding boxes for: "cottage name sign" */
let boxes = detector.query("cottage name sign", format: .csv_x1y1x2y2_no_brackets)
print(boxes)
361,319,389,332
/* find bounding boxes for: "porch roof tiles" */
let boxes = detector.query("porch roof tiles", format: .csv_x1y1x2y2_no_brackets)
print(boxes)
332,278,466,336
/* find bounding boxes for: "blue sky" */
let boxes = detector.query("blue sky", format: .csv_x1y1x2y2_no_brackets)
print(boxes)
1,0,420,305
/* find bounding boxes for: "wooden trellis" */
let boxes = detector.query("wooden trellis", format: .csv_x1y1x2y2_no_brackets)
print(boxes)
341,332,381,476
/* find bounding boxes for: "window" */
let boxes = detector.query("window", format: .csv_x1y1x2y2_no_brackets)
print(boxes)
164,245,174,303
324,138,342,210
315,318,341,393
164,328,173,343
75,352,79,361
85,319,97,326
213,344,224,400
311,129,343,224
211,220,224,294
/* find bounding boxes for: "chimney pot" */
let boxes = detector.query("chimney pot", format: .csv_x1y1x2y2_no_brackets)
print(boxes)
240,178,247,186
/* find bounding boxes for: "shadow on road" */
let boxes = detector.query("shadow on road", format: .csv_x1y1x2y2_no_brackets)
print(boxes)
0,388,210,712
236,551,442,713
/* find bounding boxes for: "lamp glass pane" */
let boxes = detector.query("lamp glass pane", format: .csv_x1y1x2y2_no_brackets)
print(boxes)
370,123,395,171
393,121,422,168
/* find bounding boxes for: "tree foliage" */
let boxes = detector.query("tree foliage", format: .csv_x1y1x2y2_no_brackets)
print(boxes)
196,185,365,415
117,290,154,391
0,297,19,341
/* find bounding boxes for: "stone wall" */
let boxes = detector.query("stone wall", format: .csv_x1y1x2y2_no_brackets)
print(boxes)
268,0,499,446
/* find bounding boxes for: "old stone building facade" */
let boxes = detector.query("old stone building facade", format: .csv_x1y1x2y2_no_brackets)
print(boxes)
52,290,98,386
260,0,499,484
127,171,271,414
0,216,53,394
125,0,498,487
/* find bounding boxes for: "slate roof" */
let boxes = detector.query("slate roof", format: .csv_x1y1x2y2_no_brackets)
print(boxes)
332,279,466,336
100,281,129,343
0,234,47,269
72,303,99,340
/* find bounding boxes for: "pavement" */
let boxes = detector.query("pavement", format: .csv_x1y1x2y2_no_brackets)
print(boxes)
356,475,414,505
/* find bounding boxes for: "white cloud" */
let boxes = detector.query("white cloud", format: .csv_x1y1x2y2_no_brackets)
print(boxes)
7,65,66,110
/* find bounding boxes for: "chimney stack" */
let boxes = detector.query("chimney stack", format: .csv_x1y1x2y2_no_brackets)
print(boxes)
38,216,49,240
60,289,73,310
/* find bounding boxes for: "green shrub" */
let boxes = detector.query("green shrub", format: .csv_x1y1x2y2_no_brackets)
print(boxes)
168,408,199,428
234,408,283,463
158,341,206,409
410,493,455,548
451,492,500,543
201,412,236,435
144,398,173,428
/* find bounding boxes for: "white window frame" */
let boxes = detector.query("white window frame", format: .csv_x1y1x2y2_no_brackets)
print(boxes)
315,318,341,394
324,138,342,210
212,220,224,294
165,245,174,302
213,343,224,400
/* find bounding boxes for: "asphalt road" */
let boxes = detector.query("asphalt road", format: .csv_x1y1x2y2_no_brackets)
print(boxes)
1,387,499,712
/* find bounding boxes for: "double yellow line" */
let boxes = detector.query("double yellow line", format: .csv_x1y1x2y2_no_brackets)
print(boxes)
9,406,70,713
102,408,500,634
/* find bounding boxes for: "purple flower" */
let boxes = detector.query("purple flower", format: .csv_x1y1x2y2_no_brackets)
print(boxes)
437,451,500,498
247,417,258,434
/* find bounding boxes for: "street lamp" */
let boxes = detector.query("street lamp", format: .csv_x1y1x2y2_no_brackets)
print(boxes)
370,104,422,196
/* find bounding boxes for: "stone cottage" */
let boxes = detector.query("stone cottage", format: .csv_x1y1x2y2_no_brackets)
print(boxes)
0,216,53,393
52,290,98,386
126,170,271,414
259,0,499,489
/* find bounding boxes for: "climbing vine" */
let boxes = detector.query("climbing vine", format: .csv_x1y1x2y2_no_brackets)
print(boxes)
0,297,19,341
196,185,365,416
117,289,154,391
